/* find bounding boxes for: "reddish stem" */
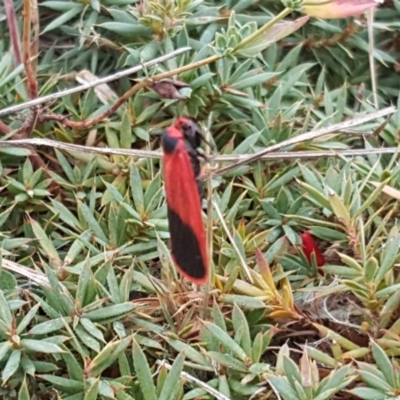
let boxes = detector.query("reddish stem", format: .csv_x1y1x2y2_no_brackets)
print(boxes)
4,0,22,65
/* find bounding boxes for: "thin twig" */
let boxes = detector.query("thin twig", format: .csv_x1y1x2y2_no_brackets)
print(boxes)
265,382,282,400
21,0,40,141
22,0,38,100
46,53,220,130
0,137,400,161
202,120,214,319
211,106,396,177
58,80,148,129
30,0,40,74
322,296,361,330
155,360,231,400
367,8,379,109
3,0,22,65
0,120,11,135
212,200,253,283
0,47,192,117
249,387,269,400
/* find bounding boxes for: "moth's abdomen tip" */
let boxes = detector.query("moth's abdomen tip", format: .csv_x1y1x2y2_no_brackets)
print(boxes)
168,207,208,283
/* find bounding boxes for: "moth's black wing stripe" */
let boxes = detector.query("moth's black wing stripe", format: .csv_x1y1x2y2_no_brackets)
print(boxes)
167,207,206,280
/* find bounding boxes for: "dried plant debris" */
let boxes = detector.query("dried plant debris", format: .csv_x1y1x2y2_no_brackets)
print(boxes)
150,79,190,99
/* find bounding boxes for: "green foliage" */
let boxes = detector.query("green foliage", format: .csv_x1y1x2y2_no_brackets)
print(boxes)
0,0,400,398
269,345,355,400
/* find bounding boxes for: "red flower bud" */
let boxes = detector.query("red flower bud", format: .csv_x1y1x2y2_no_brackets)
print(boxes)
300,231,325,273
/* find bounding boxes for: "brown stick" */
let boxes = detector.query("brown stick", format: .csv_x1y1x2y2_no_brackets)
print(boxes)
0,119,11,135
20,0,60,194
30,0,40,74
50,55,220,130
22,0,38,100
4,0,22,65
0,47,192,118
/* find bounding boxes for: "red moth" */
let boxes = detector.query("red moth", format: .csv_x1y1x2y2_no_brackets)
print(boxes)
161,117,209,285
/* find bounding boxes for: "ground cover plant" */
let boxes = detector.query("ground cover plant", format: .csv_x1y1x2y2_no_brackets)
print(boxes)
0,0,400,398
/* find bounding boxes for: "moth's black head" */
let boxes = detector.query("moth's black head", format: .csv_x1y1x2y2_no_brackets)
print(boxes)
175,117,202,148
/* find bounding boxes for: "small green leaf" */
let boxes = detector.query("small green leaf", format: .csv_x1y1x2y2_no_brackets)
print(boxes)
313,389,339,400
298,181,331,210
309,226,347,241
203,321,248,361
21,339,64,354
232,304,252,358
79,318,104,342
348,387,387,400
358,369,392,392
0,341,12,363
371,341,395,387
17,303,40,334
38,374,84,394
62,349,84,381
0,290,12,329
76,260,92,309
84,378,100,400
282,356,302,389
375,234,400,283
318,365,354,393
219,294,266,309
18,377,30,400
90,336,132,377
30,218,61,268
120,110,132,149
29,317,71,335
132,338,157,400
42,5,85,33
74,324,101,353
99,22,151,36
2,349,21,383
268,375,298,400
364,257,378,283
0,147,31,156
353,179,389,220
211,301,227,331
206,351,248,373
327,189,351,228
130,163,144,214
0,205,15,230
85,302,135,322
0,270,17,291
107,266,121,304
21,355,35,376
252,332,263,364
22,158,33,182
158,351,185,400
231,72,280,90
50,199,82,230
77,201,107,243
164,336,210,367
305,346,337,368
118,352,131,376
338,253,363,272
